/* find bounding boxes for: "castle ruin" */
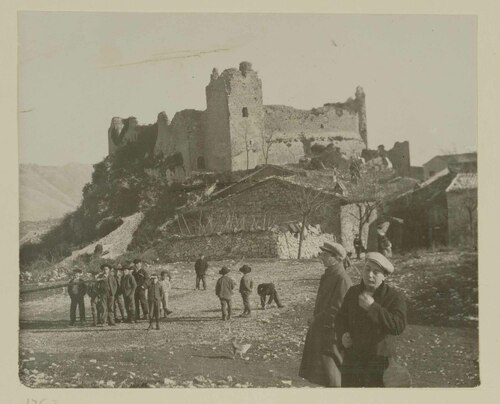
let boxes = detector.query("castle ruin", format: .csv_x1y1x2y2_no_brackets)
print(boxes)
108,61,369,176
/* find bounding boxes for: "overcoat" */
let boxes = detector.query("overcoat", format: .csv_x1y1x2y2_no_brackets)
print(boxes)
334,281,407,387
299,262,352,386
122,273,137,298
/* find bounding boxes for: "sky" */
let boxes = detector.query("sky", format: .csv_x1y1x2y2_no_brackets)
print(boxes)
18,13,477,167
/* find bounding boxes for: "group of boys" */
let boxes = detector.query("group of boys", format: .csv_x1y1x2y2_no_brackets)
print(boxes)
215,263,284,321
67,259,172,330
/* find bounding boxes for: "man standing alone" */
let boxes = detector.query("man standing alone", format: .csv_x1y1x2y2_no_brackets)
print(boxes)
195,254,208,290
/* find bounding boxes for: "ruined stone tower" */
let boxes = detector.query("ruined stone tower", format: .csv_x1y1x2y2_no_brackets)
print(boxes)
205,61,265,172
110,61,369,177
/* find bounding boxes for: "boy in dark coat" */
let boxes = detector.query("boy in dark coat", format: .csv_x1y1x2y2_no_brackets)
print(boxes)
238,265,254,317
95,273,108,326
147,273,164,330
114,265,126,323
257,283,284,309
335,252,407,387
100,264,117,326
67,268,87,325
215,266,236,321
122,265,138,323
132,259,150,320
299,242,352,387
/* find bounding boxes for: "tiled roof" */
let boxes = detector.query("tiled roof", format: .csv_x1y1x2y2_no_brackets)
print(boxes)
446,173,478,192
424,152,477,167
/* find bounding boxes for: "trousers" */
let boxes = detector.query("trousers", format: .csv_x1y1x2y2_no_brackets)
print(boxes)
70,296,85,323
114,294,126,320
196,274,207,290
220,298,232,320
135,287,149,318
123,294,136,322
341,353,389,387
241,292,251,314
260,290,283,308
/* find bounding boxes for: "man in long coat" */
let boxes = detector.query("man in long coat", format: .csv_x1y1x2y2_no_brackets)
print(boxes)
122,264,138,323
132,259,149,320
101,264,117,326
335,252,407,387
299,242,353,387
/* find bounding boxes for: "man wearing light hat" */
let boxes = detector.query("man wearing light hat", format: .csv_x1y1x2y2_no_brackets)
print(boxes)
299,242,353,387
335,252,407,387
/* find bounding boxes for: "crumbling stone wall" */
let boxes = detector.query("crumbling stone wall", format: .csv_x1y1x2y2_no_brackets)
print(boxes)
204,68,232,172
109,62,368,176
362,141,411,178
276,227,336,259
171,110,204,176
154,227,336,262
155,231,279,262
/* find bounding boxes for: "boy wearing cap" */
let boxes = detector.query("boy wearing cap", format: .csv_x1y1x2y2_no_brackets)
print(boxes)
215,266,236,321
238,265,254,317
299,242,352,387
67,268,87,326
335,252,407,387
147,274,164,330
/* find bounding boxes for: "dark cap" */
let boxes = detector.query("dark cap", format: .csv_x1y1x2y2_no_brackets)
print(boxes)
100,263,111,270
219,266,230,275
133,258,142,264
239,265,251,274
319,242,347,259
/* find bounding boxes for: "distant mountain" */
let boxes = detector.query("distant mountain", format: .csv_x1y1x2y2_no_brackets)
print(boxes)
19,163,93,222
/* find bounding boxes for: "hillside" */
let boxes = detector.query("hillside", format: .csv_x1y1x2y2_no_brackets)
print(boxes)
20,163,93,221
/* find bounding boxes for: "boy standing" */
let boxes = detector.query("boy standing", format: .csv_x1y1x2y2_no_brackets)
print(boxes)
67,268,86,326
215,266,236,321
147,273,164,330
114,265,127,323
159,270,173,317
122,264,138,323
238,265,253,317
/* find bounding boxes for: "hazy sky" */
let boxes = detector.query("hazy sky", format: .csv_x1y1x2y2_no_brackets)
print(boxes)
18,13,477,166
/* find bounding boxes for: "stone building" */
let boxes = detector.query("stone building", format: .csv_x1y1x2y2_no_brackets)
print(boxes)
108,61,368,176
422,152,477,180
386,168,477,249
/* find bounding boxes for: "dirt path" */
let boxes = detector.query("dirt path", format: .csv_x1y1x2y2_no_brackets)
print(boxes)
19,253,479,388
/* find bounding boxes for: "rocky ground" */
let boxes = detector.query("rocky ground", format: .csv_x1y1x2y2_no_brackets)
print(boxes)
19,251,479,388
